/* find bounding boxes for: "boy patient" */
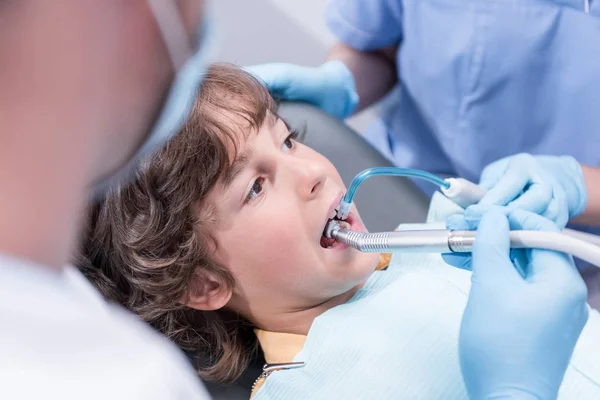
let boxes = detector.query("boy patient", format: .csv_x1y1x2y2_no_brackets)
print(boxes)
76,64,380,390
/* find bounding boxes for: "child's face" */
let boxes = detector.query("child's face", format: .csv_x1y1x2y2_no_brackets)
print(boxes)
208,113,378,321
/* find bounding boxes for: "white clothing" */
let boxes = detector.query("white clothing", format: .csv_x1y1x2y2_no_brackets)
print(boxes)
0,253,210,400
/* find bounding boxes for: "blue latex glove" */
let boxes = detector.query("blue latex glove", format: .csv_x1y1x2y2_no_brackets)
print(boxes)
476,153,587,229
245,61,359,119
458,209,589,400
445,207,528,273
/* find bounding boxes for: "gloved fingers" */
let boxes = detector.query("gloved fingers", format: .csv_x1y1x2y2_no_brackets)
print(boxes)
509,248,529,278
462,204,510,228
504,181,553,215
462,204,560,248
346,91,360,116
245,63,320,101
472,209,520,283
507,209,581,283
245,62,358,119
576,302,591,331
456,206,530,277
528,248,584,294
446,214,472,231
478,172,530,207
539,193,569,229
548,156,588,217
478,157,511,190
506,209,560,233
478,154,546,207
444,215,475,270
444,214,476,271
317,60,359,118
442,253,473,271
244,64,291,93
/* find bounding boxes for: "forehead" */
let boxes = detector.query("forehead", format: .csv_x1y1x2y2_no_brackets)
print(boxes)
197,109,278,205
219,110,278,161
203,113,286,230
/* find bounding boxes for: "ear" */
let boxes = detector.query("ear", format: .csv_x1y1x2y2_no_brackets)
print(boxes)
182,270,233,311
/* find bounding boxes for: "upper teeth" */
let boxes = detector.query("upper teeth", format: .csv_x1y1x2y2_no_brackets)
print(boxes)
329,208,337,219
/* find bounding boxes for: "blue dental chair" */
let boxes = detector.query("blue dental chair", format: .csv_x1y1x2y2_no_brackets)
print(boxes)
204,102,430,399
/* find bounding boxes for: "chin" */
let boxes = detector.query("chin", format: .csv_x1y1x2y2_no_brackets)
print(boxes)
348,251,380,281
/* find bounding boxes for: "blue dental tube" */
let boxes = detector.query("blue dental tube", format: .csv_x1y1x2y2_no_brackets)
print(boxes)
336,167,451,219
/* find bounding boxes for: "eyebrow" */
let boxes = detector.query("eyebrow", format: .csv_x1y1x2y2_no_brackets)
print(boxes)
219,113,281,193
221,147,254,193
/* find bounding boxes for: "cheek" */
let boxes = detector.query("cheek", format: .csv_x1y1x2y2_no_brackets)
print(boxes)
360,252,380,272
323,159,344,186
303,148,346,188
218,215,309,283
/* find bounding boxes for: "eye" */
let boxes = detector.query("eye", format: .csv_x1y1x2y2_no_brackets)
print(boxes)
281,129,300,153
245,177,265,204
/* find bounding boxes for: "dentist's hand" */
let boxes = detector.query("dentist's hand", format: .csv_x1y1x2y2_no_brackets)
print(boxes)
245,61,359,119
476,153,587,228
459,209,588,400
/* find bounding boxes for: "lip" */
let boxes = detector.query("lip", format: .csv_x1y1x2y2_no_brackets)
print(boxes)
319,191,368,252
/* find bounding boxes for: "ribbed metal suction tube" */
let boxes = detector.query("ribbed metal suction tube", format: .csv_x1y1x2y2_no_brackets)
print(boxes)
326,221,452,253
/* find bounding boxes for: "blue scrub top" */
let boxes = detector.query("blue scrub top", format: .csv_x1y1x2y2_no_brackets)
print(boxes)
326,0,600,185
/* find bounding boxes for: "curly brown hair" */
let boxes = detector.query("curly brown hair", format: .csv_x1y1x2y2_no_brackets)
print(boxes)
75,63,278,383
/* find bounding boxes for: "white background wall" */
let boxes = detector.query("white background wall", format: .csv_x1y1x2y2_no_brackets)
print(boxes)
213,0,329,66
212,0,380,132
267,0,336,46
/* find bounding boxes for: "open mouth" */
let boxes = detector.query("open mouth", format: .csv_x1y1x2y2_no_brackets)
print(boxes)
320,213,352,249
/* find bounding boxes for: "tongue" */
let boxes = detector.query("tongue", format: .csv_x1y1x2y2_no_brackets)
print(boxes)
320,235,335,248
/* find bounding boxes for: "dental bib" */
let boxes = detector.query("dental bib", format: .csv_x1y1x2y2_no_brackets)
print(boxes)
253,193,600,400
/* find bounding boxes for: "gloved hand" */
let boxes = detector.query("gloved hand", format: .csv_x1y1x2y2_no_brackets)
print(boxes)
458,208,589,400
245,61,359,119
476,153,587,229
445,207,529,273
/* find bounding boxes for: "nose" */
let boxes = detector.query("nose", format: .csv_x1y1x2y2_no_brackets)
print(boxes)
290,158,327,200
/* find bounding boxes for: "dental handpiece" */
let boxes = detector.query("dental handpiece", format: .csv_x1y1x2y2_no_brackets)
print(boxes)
324,220,600,268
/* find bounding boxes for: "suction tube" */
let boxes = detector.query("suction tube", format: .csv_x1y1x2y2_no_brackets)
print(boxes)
337,167,450,219
337,168,504,218
325,222,600,268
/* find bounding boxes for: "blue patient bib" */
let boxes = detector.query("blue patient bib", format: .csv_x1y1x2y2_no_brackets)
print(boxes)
253,194,600,399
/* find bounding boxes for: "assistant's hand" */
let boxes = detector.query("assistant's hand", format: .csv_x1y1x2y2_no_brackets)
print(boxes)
459,209,589,399
476,153,587,228
245,61,359,119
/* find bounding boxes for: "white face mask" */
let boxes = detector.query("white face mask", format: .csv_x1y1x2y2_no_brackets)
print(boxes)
92,0,214,199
